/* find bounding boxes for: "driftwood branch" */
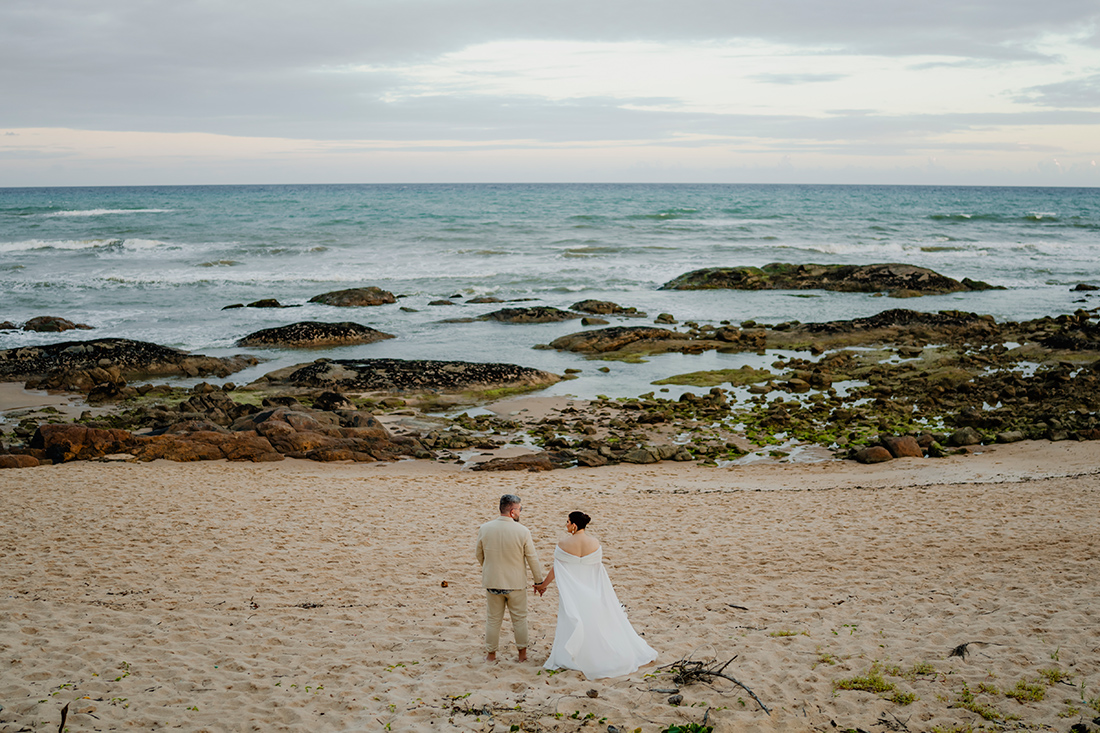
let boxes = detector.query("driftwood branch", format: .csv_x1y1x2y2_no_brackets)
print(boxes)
657,656,770,716
948,641,1006,660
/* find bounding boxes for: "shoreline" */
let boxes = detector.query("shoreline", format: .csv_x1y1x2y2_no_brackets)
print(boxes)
2,455,1097,731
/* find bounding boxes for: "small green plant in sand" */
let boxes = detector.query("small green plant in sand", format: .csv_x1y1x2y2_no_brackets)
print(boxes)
1004,679,1046,703
813,650,840,669
1038,667,1072,685
976,682,1000,695
1087,695,1100,714
1058,704,1081,718
768,630,805,638
953,684,1006,721
887,691,918,706
833,666,896,694
660,724,713,733
908,662,937,677
931,726,975,733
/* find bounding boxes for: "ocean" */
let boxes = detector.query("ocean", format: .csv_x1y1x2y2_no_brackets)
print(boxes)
2,183,1098,400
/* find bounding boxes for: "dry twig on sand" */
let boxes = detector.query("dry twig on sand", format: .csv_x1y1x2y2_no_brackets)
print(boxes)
656,656,770,715
948,641,1005,660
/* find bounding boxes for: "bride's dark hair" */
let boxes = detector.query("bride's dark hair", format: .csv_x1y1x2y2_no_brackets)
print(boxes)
568,511,591,530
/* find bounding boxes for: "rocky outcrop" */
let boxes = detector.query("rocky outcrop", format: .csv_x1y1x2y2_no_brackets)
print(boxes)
471,453,556,471
0,454,40,469
29,424,138,462
548,327,694,354
24,400,423,464
476,307,583,323
308,287,397,307
660,263,1001,295
0,338,259,386
231,406,426,462
569,300,645,317
236,321,396,348
253,358,560,392
22,316,94,332
792,309,999,347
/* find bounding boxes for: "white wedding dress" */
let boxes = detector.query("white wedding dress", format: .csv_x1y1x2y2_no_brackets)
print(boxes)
543,546,658,679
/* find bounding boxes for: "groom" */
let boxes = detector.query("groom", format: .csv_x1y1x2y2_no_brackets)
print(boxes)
475,494,545,662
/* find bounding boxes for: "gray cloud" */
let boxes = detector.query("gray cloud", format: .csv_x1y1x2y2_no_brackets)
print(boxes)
3,0,1098,140
1016,73,1100,108
751,73,848,85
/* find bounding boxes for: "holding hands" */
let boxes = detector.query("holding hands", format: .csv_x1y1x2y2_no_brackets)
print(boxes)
534,568,555,596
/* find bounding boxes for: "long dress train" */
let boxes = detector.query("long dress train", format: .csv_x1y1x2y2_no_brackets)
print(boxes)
543,546,658,679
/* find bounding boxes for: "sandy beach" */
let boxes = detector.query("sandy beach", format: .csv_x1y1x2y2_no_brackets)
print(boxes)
1,441,1098,732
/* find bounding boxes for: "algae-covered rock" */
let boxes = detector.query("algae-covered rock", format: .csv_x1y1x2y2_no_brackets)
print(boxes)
236,321,395,348
254,357,559,393
477,307,583,324
661,263,1001,295
308,287,396,307
550,327,692,354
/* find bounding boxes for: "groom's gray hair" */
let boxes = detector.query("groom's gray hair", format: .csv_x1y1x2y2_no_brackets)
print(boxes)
500,494,522,513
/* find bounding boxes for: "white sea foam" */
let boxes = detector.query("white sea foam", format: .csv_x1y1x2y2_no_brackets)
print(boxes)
0,238,124,252
45,208,174,217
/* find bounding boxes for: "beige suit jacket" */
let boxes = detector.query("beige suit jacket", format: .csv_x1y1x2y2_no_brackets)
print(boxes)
476,516,545,589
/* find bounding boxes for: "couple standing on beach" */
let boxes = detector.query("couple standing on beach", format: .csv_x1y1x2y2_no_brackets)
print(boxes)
475,494,658,679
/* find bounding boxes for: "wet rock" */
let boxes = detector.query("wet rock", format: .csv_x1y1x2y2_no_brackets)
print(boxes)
714,326,742,343
1072,283,1099,291
30,424,137,463
927,441,949,458
880,434,923,458
550,327,693,354
134,431,283,462
661,263,1002,295
573,449,609,467
246,299,287,308
308,287,397,307
569,300,645,317
170,391,260,427
468,296,503,304
313,391,356,411
0,321,17,330
472,453,555,471
23,316,94,332
582,317,610,326
0,338,257,385
948,426,983,446
86,381,137,405
854,446,893,464
428,300,455,306
654,313,676,324
254,358,559,393
621,446,660,464
995,430,1025,443
476,307,583,324
236,321,395,348
0,454,40,469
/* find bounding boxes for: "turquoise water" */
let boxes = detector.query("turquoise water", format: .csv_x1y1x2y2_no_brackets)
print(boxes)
2,183,1098,397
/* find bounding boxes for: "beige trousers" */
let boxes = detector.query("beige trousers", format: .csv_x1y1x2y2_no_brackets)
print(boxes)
485,590,528,652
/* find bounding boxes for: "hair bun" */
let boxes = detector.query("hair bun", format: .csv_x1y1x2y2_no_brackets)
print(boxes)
568,510,591,530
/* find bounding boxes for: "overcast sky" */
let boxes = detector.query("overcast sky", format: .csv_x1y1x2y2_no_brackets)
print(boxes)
2,0,1099,186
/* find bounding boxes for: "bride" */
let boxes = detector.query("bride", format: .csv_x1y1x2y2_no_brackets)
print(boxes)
534,511,657,679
